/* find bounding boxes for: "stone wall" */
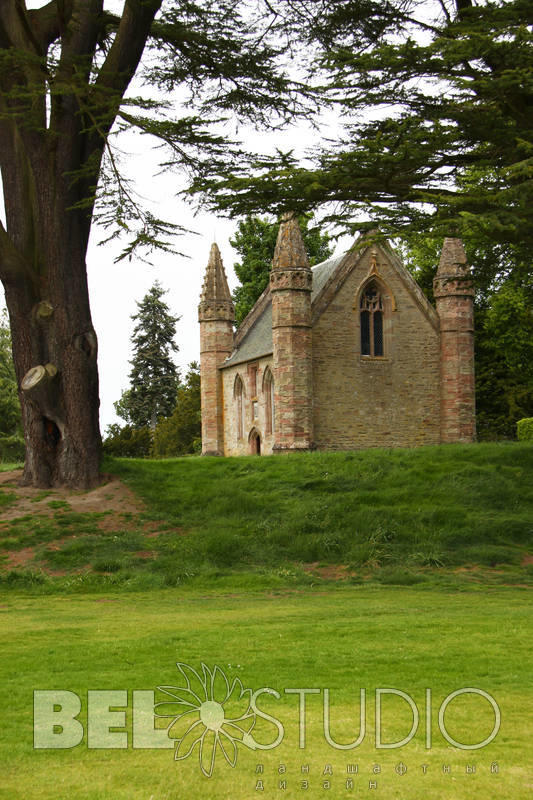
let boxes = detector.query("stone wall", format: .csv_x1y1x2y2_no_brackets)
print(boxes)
312,246,442,449
221,355,275,456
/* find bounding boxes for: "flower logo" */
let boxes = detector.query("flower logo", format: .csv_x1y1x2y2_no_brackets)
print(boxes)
156,663,257,777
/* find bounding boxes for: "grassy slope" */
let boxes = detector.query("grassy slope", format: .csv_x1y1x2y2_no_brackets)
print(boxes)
1,446,531,797
1,442,532,589
113,442,533,581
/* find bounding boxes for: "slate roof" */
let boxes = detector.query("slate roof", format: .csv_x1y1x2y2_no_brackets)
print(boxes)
222,253,345,368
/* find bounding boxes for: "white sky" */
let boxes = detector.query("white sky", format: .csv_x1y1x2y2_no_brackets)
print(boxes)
90,125,351,430
0,1,354,431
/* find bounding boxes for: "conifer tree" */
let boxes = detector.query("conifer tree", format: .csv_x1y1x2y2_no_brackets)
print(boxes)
116,283,180,429
197,0,533,260
0,1,302,487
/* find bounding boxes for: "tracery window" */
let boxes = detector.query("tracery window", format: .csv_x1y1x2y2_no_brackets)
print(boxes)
360,282,384,357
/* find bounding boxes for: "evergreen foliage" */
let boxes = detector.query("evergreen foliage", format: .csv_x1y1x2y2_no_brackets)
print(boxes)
399,231,533,439
231,215,333,325
115,283,180,429
101,425,152,458
152,362,201,455
517,418,533,441
196,0,533,254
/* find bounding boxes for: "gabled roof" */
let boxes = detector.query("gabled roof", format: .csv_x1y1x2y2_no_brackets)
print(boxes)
221,238,438,370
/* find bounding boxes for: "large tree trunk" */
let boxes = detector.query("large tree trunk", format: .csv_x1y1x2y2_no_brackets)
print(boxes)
3,201,101,489
0,105,102,489
0,0,162,488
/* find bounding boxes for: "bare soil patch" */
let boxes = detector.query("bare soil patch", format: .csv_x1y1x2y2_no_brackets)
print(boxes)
0,472,162,574
303,562,355,580
4,547,36,570
0,470,143,522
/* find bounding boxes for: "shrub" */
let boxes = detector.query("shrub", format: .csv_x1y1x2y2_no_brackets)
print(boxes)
517,418,533,441
0,433,25,463
152,362,201,456
102,425,152,457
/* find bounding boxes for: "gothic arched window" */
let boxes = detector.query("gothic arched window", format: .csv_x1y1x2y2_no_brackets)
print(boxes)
234,375,244,439
263,367,275,434
360,282,384,357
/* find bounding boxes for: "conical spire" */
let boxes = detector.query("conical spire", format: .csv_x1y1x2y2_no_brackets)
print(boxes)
198,243,234,322
272,214,310,271
437,237,468,277
434,236,473,301
200,243,232,303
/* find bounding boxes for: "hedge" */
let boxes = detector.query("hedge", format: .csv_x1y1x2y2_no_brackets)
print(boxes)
517,418,533,441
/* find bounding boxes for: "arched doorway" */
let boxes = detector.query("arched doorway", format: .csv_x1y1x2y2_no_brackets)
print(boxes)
249,429,261,455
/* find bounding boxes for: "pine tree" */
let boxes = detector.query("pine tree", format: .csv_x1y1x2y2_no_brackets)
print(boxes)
116,283,180,429
231,215,333,325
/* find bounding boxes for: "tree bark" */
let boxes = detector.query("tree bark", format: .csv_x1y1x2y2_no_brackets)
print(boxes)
0,0,161,488
3,217,101,489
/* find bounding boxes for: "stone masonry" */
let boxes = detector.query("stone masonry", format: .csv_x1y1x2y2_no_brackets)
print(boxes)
198,219,476,456
433,237,476,443
311,245,442,449
270,216,314,451
198,243,234,455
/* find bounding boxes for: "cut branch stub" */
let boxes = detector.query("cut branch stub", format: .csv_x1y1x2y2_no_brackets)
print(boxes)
44,362,58,379
21,363,62,432
34,301,54,320
21,365,49,394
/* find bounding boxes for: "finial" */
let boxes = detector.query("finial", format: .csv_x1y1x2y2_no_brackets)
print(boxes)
272,214,309,270
437,237,468,276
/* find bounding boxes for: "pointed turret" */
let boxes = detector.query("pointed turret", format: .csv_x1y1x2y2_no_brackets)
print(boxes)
270,214,314,452
433,237,475,443
198,243,234,322
271,213,311,271
198,244,235,455
436,237,469,276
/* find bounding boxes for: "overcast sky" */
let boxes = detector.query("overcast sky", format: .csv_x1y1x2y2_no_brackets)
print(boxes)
0,1,353,431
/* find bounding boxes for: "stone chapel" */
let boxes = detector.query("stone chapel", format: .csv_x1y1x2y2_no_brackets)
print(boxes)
198,216,475,456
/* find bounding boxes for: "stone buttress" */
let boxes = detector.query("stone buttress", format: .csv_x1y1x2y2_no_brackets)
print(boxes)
433,237,476,443
270,215,313,451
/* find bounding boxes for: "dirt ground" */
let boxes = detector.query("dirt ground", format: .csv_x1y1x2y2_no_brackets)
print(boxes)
0,470,143,521
0,471,150,573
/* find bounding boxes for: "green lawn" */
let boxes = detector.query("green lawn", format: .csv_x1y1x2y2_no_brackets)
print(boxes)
1,444,531,796
0,584,531,799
